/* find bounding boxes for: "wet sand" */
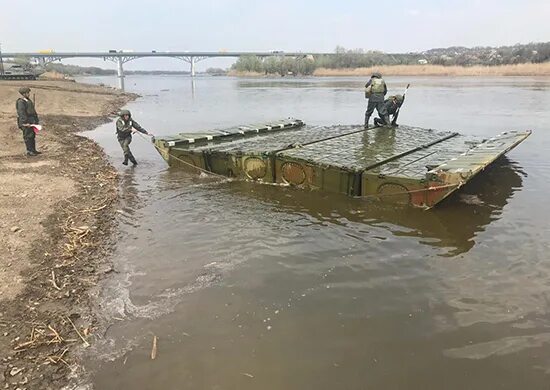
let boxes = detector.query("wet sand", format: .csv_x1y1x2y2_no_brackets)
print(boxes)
0,80,134,388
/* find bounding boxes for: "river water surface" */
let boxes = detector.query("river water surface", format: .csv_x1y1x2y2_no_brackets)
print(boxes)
80,75,550,389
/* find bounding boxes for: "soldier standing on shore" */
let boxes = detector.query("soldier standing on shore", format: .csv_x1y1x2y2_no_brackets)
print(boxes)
16,87,41,156
116,109,152,166
364,72,389,128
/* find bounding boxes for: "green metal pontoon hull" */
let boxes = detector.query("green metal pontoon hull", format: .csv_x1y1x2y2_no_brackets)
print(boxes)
153,118,531,208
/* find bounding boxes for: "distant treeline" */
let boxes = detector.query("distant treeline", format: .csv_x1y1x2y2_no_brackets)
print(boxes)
231,56,316,76
45,63,116,75
231,42,550,75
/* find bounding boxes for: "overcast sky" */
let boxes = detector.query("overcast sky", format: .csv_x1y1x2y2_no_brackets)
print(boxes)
1,0,549,71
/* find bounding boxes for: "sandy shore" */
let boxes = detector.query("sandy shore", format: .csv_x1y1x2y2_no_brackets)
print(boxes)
0,80,135,388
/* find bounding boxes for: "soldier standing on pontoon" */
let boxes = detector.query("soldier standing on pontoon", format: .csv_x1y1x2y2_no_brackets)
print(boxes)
364,72,389,128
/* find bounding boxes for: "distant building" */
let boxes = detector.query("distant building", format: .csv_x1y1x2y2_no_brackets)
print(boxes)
418,59,428,65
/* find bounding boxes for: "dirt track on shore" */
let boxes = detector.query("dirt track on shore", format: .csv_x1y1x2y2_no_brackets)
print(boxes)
0,80,135,389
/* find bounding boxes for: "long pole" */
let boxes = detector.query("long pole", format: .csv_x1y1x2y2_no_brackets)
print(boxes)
394,83,410,118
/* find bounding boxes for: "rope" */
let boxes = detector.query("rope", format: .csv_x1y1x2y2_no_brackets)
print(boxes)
133,131,229,179
367,182,464,199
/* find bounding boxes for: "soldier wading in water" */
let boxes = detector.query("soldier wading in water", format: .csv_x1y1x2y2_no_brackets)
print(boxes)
116,110,153,166
364,72,389,128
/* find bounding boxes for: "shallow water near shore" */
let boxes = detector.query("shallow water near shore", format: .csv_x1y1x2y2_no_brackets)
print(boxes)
81,75,550,389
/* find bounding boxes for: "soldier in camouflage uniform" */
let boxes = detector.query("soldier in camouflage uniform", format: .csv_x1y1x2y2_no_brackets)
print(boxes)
374,94,405,127
364,72,389,128
116,109,152,166
16,87,41,156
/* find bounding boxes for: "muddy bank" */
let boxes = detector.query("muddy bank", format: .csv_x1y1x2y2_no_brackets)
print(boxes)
0,81,136,389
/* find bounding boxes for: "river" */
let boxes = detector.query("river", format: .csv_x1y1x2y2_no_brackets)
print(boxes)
80,75,550,389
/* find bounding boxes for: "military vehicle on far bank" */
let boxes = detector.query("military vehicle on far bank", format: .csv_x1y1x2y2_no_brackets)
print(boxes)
0,63,41,80
0,44,45,80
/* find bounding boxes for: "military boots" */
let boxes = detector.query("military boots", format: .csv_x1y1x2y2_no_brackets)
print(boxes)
128,153,138,166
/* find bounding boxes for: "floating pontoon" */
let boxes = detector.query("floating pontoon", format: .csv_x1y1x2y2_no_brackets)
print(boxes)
153,119,530,208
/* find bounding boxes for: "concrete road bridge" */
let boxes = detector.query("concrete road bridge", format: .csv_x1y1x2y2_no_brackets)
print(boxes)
0,51,330,89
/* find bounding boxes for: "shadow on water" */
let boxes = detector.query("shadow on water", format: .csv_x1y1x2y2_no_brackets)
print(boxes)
201,156,524,257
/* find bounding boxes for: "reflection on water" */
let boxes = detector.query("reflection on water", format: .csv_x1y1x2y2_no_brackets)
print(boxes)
80,75,550,390
215,157,523,257
359,127,397,162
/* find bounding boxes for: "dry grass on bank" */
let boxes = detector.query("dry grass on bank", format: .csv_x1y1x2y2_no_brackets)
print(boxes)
38,71,75,81
313,63,550,77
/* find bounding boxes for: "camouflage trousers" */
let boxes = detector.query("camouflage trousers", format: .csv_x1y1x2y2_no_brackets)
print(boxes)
118,136,132,156
20,126,36,152
365,100,387,119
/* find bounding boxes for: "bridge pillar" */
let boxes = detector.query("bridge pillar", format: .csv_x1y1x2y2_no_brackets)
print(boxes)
177,56,205,77
190,56,195,77
117,57,125,90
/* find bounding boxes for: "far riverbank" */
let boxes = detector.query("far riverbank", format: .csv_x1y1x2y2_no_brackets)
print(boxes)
228,62,550,77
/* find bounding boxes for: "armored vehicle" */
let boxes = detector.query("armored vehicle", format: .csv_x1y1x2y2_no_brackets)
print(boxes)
0,63,39,80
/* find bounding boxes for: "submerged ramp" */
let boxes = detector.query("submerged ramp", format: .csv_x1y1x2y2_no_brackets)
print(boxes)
154,119,530,208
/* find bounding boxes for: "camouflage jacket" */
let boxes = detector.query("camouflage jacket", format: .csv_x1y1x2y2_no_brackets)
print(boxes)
383,96,405,115
116,118,147,139
381,96,405,124
16,98,39,128
365,77,387,102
